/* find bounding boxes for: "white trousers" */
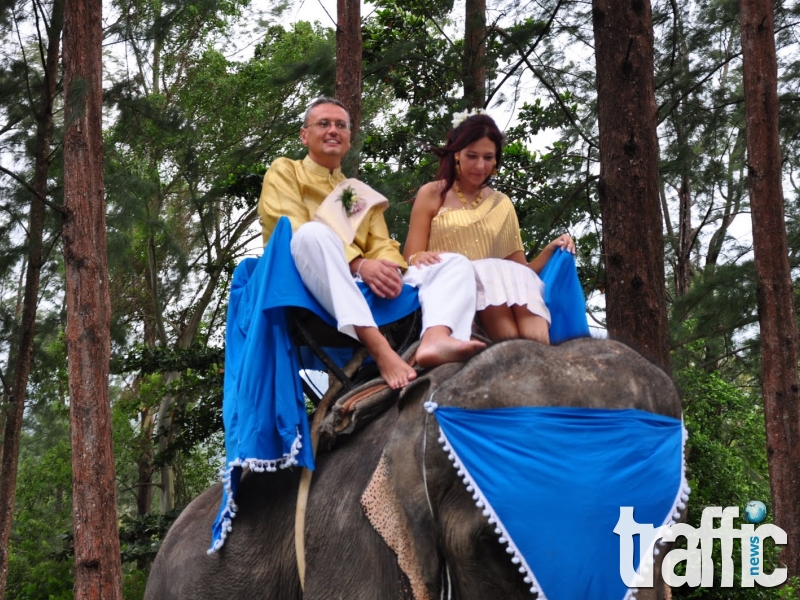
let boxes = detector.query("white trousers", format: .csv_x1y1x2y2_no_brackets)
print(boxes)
290,222,476,341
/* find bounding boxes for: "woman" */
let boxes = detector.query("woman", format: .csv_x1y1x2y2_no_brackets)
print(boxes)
403,111,575,344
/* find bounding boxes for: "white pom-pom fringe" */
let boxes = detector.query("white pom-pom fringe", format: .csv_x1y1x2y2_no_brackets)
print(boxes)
207,429,305,554
623,420,691,600
434,424,544,598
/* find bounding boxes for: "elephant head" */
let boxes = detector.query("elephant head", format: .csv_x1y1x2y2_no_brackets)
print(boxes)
362,338,685,600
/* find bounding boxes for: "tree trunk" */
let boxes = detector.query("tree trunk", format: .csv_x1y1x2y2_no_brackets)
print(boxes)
464,0,486,108
740,0,800,577
667,0,693,298
156,372,179,513
136,409,155,516
62,0,124,596
336,0,362,176
592,0,671,374
0,0,63,595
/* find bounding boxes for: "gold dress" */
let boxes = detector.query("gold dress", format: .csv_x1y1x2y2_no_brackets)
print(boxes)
428,192,550,322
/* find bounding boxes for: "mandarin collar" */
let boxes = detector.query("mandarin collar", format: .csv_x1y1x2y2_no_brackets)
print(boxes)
303,155,343,179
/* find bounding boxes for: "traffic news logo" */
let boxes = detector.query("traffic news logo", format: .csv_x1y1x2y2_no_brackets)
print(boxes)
615,503,787,589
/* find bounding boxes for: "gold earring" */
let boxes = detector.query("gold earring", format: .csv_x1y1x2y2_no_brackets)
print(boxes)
455,156,461,177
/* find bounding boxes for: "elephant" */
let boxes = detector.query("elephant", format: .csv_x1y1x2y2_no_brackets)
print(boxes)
144,338,685,600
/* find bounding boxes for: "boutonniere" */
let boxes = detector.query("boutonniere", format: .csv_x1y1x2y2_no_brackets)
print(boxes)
340,185,365,216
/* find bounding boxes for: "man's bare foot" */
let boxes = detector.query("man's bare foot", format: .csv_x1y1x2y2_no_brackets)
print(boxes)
415,328,486,369
354,325,417,389
373,347,417,389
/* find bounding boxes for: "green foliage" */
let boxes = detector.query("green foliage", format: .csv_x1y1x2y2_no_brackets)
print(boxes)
777,577,800,599
672,367,785,597
113,343,224,375
113,343,224,469
6,401,74,600
119,511,181,565
679,367,768,512
160,367,224,468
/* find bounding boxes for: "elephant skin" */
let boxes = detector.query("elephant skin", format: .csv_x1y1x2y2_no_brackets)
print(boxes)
144,338,682,600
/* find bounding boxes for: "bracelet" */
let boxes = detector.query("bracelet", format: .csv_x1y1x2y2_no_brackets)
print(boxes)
356,259,367,279
408,252,420,267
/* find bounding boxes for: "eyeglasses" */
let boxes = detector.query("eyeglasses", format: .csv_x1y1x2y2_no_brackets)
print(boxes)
306,119,350,131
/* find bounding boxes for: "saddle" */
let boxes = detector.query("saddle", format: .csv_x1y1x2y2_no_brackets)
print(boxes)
289,306,422,404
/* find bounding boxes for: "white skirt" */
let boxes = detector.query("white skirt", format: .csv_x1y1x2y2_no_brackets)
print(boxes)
473,258,551,323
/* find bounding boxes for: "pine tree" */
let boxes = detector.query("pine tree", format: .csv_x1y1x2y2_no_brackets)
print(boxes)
62,0,123,595
740,0,800,576
0,1,64,595
592,0,671,373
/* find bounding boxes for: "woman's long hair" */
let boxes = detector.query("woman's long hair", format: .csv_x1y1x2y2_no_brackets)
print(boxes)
431,114,504,201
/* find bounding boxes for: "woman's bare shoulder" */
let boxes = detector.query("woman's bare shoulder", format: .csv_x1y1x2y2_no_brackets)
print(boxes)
416,180,447,204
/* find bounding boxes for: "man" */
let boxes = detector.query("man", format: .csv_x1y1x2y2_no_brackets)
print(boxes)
258,97,484,389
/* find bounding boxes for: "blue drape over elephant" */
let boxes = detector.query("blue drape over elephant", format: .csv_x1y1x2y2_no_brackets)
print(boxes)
145,338,687,600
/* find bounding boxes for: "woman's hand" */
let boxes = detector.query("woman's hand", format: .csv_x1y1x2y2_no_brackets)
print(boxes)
408,250,443,268
548,234,576,255
528,234,576,273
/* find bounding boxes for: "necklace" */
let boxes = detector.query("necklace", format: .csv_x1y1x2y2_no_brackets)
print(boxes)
455,183,483,209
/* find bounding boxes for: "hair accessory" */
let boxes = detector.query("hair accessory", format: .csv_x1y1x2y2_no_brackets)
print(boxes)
451,107,486,129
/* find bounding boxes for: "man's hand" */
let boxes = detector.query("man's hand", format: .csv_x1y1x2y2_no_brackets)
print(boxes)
355,258,404,299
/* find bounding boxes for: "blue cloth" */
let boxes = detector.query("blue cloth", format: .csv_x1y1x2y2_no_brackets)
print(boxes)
430,405,686,600
539,249,590,344
210,220,591,552
209,217,420,552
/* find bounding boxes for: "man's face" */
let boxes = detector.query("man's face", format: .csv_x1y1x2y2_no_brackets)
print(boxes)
300,103,351,168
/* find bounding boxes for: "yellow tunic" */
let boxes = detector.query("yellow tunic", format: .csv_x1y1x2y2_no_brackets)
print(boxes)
427,192,524,260
258,156,405,266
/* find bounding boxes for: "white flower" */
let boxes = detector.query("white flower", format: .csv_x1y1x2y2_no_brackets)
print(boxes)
451,108,486,129
349,198,365,215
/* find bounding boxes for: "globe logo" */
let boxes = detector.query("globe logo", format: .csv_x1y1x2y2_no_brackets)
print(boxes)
745,500,767,524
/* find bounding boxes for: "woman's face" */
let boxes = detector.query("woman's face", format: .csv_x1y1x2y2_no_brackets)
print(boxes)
456,137,497,188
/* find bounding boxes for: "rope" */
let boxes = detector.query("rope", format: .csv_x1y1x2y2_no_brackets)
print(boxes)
423,393,452,600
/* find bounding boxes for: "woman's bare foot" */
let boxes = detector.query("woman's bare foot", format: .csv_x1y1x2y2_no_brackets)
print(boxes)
415,326,486,369
354,325,417,389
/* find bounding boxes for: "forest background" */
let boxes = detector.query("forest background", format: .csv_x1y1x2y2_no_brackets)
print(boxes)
0,0,798,596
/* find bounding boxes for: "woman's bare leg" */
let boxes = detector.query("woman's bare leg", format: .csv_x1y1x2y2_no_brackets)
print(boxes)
512,305,550,345
478,305,520,341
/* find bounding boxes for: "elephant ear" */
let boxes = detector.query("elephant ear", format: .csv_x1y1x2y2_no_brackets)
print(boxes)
361,364,463,600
